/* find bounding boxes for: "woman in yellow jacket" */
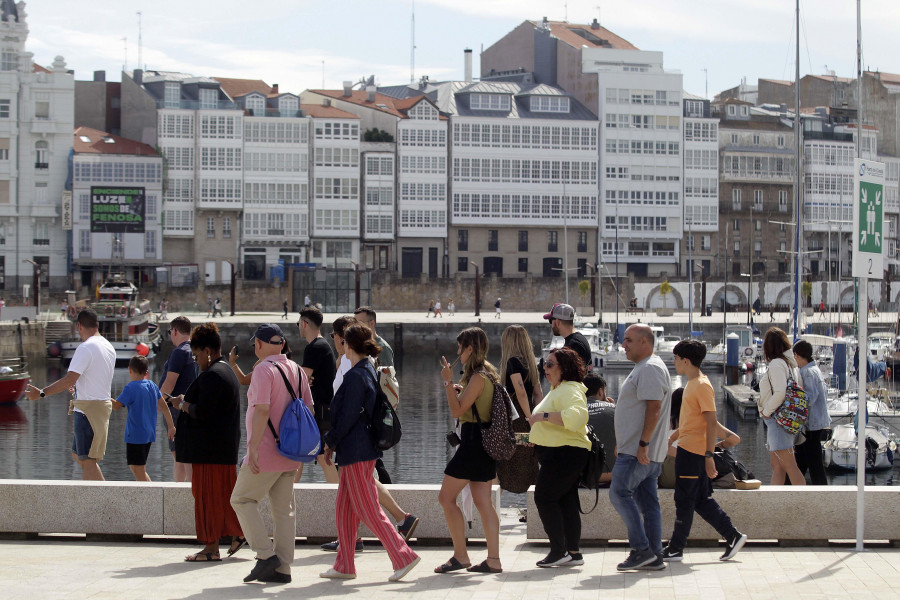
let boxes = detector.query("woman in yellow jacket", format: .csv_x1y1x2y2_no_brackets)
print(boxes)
527,346,591,568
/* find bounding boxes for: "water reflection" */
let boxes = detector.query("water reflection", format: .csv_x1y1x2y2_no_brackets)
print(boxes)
0,351,896,488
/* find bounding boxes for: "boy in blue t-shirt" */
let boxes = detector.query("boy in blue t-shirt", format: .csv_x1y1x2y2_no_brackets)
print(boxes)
112,356,175,481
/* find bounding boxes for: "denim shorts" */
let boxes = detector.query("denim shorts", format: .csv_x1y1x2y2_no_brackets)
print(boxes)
763,416,797,452
71,412,94,460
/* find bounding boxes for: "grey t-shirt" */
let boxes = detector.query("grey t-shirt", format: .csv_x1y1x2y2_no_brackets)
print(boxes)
375,334,394,367
614,354,671,461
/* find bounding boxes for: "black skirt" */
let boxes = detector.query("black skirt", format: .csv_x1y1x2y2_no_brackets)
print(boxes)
445,422,496,482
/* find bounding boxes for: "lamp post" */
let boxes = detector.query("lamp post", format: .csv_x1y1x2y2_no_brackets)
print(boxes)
350,260,361,310
471,261,481,317
23,259,40,317
224,260,236,316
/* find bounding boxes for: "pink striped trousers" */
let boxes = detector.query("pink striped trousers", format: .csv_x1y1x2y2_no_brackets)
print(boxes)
334,460,418,574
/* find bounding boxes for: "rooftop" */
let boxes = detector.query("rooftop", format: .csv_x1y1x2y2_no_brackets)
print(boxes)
73,126,159,156
308,89,446,120
530,19,638,51
299,104,359,119
213,77,274,99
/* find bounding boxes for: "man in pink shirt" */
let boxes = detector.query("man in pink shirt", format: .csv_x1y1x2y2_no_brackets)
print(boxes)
231,324,313,585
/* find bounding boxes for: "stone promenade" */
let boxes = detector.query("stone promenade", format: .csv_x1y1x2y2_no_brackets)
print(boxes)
1,510,897,599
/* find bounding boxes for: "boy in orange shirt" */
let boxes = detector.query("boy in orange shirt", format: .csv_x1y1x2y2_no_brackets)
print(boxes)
662,339,747,562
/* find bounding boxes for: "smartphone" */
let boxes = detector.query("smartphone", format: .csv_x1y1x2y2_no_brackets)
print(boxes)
515,432,530,445
231,345,239,357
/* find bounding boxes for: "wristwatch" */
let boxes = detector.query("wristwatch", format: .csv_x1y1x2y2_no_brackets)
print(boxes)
705,451,714,458
638,439,649,447
39,389,46,398
543,412,550,421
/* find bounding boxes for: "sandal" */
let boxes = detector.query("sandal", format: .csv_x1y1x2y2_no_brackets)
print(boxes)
185,552,221,562
467,559,502,574
227,536,247,557
434,556,471,573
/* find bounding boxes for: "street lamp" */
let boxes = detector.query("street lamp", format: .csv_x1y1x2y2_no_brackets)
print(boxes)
349,260,361,310
23,259,40,317
224,260,236,316
471,261,481,317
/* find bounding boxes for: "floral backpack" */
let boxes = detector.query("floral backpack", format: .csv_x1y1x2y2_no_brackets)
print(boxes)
470,371,517,461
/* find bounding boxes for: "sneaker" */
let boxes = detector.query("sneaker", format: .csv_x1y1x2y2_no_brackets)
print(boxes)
319,568,357,580
616,548,657,571
637,556,667,571
567,552,584,566
388,556,421,581
321,539,364,552
397,514,420,541
661,546,684,562
536,552,572,568
243,555,281,583
720,532,747,561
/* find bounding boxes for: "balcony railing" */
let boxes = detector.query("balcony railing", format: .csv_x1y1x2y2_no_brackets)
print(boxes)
157,100,238,111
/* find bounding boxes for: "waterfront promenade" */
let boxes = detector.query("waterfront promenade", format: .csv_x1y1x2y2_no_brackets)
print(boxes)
1,509,897,599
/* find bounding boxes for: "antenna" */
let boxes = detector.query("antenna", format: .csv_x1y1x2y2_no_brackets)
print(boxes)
702,68,708,99
321,60,325,88
595,4,601,24
410,0,416,84
137,11,143,70
564,1,568,22
122,37,127,72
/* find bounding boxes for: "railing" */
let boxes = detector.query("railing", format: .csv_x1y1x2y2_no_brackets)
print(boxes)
156,100,238,111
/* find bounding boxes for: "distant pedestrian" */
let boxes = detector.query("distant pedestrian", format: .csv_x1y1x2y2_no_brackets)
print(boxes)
207,296,213,318
427,299,435,318
111,355,175,482
753,298,761,316
769,304,774,322
282,299,289,320
448,299,455,316
159,298,168,321
61,299,68,319
304,295,311,308
434,300,442,318
494,297,502,319
213,298,223,318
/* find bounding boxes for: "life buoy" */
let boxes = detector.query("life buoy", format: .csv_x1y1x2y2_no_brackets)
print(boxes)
67,305,77,319
743,347,754,357
118,306,128,317
105,305,114,316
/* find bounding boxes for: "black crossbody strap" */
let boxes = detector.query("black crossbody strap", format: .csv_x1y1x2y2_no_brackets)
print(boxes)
266,363,297,442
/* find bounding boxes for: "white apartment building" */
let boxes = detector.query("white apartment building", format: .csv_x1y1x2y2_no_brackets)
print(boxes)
681,93,718,290
0,1,73,293
427,80,599,279
71,127,163,285
582,48,684,278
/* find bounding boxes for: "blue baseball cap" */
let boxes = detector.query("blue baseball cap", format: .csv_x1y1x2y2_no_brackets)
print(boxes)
251,323,285,344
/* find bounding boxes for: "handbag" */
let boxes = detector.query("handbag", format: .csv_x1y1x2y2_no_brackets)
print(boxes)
767,366,808,435
470,371,517,461
578,425,609,514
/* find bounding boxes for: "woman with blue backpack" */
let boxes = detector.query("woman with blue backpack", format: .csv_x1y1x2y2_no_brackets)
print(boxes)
320,323,420,582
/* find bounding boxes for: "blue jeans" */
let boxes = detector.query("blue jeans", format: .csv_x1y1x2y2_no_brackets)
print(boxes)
609,453,663,554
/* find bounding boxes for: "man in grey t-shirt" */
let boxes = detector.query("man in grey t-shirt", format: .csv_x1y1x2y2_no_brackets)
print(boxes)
610,323,672,572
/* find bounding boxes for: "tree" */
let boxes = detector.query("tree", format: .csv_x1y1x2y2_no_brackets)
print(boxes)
801,280,813,308
578,279,591,305
659,280,672,308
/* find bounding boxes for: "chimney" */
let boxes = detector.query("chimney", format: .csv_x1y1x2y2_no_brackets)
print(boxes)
271,83,279,94
322,98,331,107
133,68,143,84
366,85,376,103
342,80,352,97
591,18,600,30
541,16,549,30
93,70,106,82
464,48,473,83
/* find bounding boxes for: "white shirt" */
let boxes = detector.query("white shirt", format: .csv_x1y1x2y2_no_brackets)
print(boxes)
332,354,352,395
69,334,116,402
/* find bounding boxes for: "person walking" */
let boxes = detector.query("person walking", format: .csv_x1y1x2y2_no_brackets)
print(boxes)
609,323,672,571
320,323,421,582
282,299,289,320
448,299,456,316
297,307,338,483
304,294,311,309
527,347,591,568
213,298,223,318
543,303,592,373
494,297,502,319
661,339,747,563
792,340,831,485
207,296,213,318
173,322,244,562
434,299,442,318
25,309,115,481
435,327,502,574
758,327,806,486
231,324,309,584
159,316,200,482
427,299,435,318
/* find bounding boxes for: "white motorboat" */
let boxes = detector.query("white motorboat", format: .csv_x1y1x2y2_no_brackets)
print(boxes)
540,323,611,371
827,388,900,428
867,331,897,362
823,423,897,471
706,325,759,366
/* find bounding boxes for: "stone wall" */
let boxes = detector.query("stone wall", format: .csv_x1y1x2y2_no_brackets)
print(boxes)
0,322,46,360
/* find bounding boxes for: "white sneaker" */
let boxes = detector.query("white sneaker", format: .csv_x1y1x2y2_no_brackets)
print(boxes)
319,568,356,579
388,556,421,581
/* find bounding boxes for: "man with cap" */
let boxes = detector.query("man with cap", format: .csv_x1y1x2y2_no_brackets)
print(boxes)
231,323,312,584
544,303,592,375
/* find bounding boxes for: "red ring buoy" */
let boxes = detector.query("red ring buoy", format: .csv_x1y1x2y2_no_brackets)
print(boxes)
118,306,127,317
743,347,754,357
67,305,77,319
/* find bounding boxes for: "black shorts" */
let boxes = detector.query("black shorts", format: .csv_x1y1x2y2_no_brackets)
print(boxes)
126,442,152,466
444,422,496,482
314,403,331,456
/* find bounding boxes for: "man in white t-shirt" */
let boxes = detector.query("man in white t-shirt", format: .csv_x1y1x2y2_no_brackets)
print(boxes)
26,308,116,480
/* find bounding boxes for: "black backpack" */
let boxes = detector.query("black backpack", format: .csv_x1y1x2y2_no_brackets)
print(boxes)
578,425,609,514
363,369,402,450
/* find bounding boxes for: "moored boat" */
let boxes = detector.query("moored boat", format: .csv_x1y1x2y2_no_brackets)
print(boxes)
0,358,29,404
823,423,897,471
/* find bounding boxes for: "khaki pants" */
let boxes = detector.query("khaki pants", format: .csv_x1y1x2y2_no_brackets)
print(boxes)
230,467,297,575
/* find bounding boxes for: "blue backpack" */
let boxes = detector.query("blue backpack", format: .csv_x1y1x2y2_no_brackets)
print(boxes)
266,363,320,463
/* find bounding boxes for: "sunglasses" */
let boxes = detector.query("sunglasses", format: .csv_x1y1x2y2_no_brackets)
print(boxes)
167,329,174,336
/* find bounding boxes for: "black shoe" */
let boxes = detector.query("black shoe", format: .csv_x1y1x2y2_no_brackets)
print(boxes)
321,539,364,552
536,552,572,568
567,552,584,566
616,548,657,571
661,545,683,562
258,571,291,584
243,555,280,583
637,556,667,571
720,532,747,561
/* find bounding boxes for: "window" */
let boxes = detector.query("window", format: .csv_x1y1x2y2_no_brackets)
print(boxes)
164,82,181,108
548,231,558,252
79,230,90,255
457,229,468,251
733,241,741,256
457,257,468,272
754,240,762,255
245,95,265,115
35,101,49,119
35,141,48,169
529,96,570,113
0,51,16,71
207,217,216,238
701,235,711,251
223,217,232,239
732,189,741,210
469,93,511,111
577,231,587,253
779,190,788,212
518,230,528,252
0,99,8,119
731,133,738,144
752,134,760,145
488,230,498,252
518,257,528,273
754,190,763,210
145,231,157,256
199,88,218,109
33,223,49,246
733,219,740,231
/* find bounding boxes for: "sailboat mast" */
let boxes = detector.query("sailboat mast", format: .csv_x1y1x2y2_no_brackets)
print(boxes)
792,0,802,340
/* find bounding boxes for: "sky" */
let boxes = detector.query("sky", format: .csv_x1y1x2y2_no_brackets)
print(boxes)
20,0,900,99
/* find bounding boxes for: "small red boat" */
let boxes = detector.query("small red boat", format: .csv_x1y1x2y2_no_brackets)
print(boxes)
0,358,30,404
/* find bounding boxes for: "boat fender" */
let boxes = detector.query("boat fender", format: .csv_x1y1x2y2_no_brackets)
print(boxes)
135,343,150,357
